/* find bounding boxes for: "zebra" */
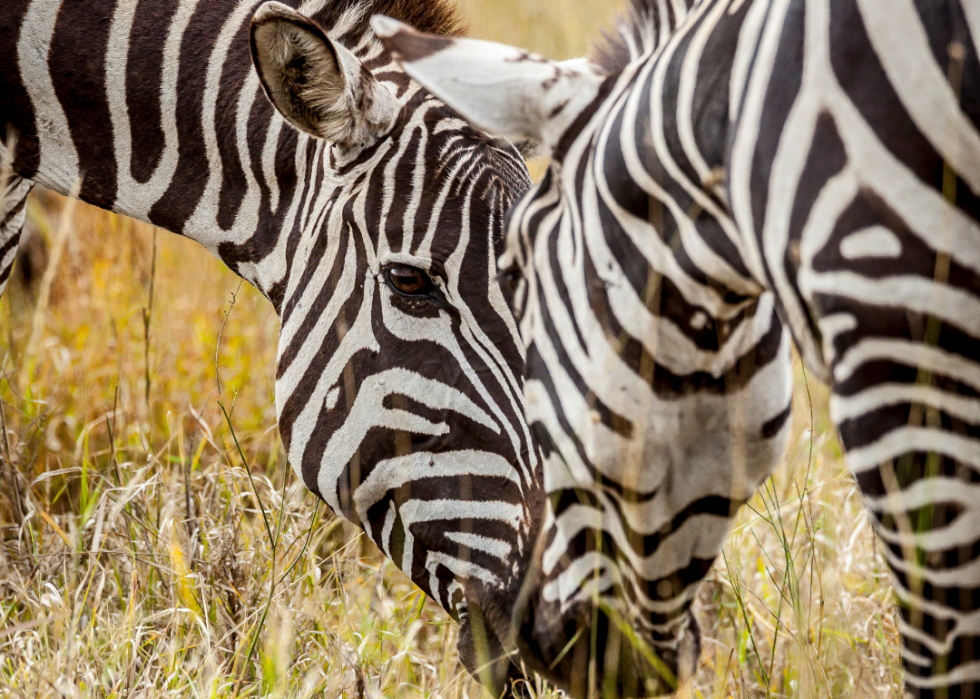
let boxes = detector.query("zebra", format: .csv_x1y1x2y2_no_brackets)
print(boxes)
378,0,980,696
0,0,542,692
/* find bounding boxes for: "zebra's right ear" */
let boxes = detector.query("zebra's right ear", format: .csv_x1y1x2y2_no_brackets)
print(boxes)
372,16,604,157
251,2,398,148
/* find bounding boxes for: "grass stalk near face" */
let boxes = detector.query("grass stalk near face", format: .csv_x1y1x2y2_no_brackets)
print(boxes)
0,1,901,697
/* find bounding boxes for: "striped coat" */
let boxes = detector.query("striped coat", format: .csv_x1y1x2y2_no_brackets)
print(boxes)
1,0,540,692
380,1,980,696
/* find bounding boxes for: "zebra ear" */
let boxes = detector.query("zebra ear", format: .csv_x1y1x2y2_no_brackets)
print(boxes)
251,2,398,148
372,16,604,157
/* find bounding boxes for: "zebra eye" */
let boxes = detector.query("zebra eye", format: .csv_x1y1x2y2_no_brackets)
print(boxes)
384,264,434,296
499,266,521,297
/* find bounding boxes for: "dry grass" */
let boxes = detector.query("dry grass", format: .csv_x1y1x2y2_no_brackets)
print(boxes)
0,2,901,697
694,369,903,698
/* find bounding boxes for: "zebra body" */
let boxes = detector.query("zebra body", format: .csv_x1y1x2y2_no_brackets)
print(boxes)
380,0,980,696
1,0,540,690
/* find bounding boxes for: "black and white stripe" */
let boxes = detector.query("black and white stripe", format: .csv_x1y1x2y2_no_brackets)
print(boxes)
1,1,540,691
381,1,980,696
0,176,33,297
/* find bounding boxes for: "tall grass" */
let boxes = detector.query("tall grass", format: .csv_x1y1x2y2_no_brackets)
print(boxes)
0,2,900,697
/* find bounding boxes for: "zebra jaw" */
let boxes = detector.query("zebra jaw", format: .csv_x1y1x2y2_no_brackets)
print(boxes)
371,16,605,156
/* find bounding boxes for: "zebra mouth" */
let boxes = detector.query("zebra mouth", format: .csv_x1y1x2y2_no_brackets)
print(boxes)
456,598,531,698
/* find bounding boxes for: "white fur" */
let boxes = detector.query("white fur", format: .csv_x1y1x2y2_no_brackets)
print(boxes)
372,16,605,153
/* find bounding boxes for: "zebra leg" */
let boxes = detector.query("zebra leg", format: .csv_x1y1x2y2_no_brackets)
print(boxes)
834,340,980,698
0,176,33,299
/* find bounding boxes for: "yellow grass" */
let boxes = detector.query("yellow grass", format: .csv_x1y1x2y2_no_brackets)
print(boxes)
0,3,901,697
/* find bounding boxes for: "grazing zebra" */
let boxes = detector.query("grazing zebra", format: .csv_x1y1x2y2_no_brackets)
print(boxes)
0,0,541,691
378,0,980,696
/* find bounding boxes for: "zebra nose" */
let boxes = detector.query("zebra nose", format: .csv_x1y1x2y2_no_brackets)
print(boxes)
456,600,528,699
507,679,535,699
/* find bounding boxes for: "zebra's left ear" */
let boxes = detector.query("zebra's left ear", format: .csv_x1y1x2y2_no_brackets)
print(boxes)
251,2,398,148
371,16,604,158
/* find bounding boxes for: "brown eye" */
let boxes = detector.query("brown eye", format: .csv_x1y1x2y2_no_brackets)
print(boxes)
384,264,433,296
498,266,521,297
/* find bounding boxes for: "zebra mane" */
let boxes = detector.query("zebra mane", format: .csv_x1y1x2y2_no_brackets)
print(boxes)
592,0,680,74
307,0,464,50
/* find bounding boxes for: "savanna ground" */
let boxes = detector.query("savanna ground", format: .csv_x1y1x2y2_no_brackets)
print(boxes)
0,1,904,697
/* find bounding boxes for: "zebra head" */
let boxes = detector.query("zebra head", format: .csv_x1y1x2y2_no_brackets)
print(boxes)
248,3,542,689
375,14,794,696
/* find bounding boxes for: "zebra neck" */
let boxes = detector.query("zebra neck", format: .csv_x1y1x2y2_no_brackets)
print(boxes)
2,0,438,307
510,1,796,684
99,0,385,302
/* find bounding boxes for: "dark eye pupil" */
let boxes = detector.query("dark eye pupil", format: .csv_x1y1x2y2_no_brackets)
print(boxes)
387,265,430,294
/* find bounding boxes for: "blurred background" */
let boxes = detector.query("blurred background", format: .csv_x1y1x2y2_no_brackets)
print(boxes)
0,2,901,697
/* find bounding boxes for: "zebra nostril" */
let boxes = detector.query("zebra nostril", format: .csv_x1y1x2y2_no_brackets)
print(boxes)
506,678,535,699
